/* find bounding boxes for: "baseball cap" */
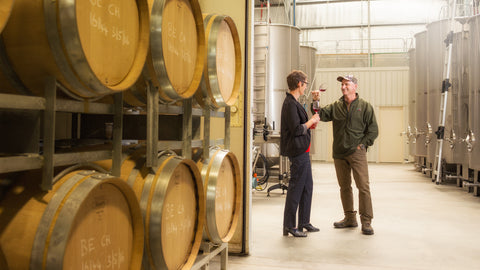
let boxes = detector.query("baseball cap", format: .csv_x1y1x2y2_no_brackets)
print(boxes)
337,74,358,84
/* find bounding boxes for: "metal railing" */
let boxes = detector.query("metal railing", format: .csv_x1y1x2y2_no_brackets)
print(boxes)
301,37,414,55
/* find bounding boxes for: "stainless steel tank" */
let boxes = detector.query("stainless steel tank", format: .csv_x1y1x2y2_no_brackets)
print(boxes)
468,15,480,170
445,30,469,168
299,45,317,155
253,24,300,132
414,31,428,161
408,48,416,158
253,24,300,163
299,46,317,84
299,45,317,111
426,19,450,169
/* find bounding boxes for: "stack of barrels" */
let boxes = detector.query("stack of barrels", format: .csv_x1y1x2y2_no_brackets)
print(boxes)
0,0,243,269
0,0,242,105
0,169,145,270
94,146,241,269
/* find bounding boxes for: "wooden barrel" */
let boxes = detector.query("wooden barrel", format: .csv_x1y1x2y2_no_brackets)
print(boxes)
0,0,14,33
0,245,7,269
96,148,205,270
0,169,144,270
198,148,241,244
124,0,205,106
195,14,242,110
0,0,149,99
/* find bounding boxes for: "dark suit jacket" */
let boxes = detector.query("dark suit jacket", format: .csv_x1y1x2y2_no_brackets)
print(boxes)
280,92,311,157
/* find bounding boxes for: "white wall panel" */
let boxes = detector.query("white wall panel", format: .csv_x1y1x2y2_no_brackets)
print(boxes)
296,0,445,27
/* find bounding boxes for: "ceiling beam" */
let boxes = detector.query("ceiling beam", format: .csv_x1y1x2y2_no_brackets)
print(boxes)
296,0,377,5
255,0,378,8
299,22,427,30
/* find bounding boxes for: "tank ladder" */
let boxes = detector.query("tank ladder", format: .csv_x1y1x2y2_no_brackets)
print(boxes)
433,0,457,184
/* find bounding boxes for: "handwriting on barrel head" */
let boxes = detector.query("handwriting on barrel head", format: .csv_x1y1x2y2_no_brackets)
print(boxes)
80,235,126,269
164,202,195,235
218,34,235,82
89,0,130,46
166,22,193,64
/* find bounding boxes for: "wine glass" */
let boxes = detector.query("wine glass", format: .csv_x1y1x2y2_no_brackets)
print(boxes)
312,100,320,113
311,100,320,129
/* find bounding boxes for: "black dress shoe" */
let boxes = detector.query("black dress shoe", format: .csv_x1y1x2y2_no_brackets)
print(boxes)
283,227,307,237
299,223,320,232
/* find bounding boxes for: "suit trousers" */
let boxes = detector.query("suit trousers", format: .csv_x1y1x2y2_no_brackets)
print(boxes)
283,152,313,229
333,148,374,222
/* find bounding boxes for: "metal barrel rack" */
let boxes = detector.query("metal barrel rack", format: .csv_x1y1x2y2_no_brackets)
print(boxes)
0,76,124,190
0,75,232,269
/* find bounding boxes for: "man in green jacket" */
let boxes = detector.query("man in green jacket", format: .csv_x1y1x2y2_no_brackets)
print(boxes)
312,74,378,235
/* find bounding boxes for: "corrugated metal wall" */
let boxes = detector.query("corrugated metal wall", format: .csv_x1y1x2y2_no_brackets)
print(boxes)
255,0,446,54
310,67,409,162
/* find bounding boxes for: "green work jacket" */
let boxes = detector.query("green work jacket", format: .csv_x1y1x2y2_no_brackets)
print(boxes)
314,94,378,159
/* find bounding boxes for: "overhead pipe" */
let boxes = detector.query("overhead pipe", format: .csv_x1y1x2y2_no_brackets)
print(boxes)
293,0,296,26
254,0,377,7
368,0,372,67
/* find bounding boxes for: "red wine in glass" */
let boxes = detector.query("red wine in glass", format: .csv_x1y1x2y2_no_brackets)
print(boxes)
311,100,320,129
312,100,320,113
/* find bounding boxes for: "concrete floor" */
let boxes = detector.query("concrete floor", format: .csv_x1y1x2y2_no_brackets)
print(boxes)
213,162,480,270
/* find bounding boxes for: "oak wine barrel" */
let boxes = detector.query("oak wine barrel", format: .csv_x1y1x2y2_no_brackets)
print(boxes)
0,169,144,270
124,0,206,106
195,14,242,110
0,245,7,270
0,0,149,100
96,148,205,270
0,0,14,33
198,148,241,244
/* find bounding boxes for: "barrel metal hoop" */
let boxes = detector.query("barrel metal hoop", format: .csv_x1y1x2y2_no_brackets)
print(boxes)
201,14,242,110
52,163,108,185
44,175,108,269
203,149,241,243
150,0,174,100
141,155,203,270
157,149,178,158
140,155,176,269
149,0,205,101
160,157,204,269
205,15,224,108
126,156,146,188
30,172,95,269
43,0,103,98
203,149,227,243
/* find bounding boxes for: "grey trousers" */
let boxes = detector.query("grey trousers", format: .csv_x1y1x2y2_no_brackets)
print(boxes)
333,148,373,223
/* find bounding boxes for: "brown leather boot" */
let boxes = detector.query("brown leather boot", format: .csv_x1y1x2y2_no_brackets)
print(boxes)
333,211,358,228
361,221,374,235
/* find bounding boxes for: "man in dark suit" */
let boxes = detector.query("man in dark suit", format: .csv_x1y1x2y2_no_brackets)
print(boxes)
280,70,320,237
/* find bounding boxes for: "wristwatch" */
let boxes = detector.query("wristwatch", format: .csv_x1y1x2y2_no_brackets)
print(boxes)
359,144,366,150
